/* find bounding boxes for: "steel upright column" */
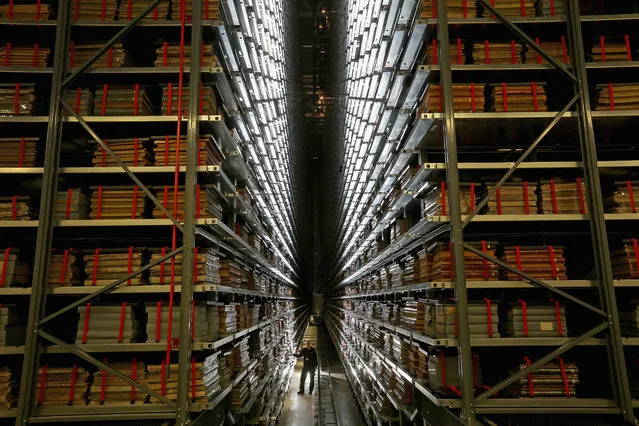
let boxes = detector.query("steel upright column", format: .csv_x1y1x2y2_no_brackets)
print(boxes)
565,0,635,422
177,0,203,423
15,2,71,424
436,0,476,424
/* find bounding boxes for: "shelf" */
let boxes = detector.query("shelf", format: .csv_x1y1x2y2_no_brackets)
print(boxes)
59,165,221,174
30,405,176,423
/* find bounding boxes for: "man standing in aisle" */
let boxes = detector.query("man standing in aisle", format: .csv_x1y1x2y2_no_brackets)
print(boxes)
295,340,318,394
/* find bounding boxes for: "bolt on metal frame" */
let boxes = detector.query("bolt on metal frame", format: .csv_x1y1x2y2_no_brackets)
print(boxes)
15,0,202,424
436,0,635,424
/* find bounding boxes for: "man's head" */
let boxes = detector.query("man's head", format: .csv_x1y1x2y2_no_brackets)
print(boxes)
306,340,313,348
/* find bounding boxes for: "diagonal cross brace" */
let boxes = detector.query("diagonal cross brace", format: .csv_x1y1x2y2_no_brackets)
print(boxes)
476,321,608,401
38,330,177,407
61,100,184,232
463,243,607,317
475,0,577,83
39,247,183,325
63,0,167,89
462,96,578,228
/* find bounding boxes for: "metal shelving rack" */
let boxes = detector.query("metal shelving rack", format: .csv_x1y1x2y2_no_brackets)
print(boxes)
0,0,306,425
327,0,639,425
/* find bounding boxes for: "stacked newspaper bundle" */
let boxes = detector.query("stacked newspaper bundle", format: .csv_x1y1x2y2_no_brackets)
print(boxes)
76,303,144,344
118,0,171,21
419,0,477,19
388,263,403,287
151,135,223,167
218,304,238,337
593,83,639,111
72,0,118,20
502,302,568,337
236,304,248,331
161,84,217,115
89,186,147,219
94,85,153,116
0,44,49,67
485,182,537,215
394,374,413,405
0,366,14,408
0,84,42,115
429,353,483,395
151,185,223,219
539,179,587,214
83,247,147,286
0,248,30,287
418,83,485,113
203,352,224,401
418,250,434,282
0,137,38,167
147,249,208,285
472,41,524,64
69,43,130,68
606,181,639,213
145,361,207,404
63,88,94,115
511,358,578,397
0,3,53,20
173,0,222,20
610,239,639,279
429,300,500,339
0,196,34,220
47,249,82,287
89,360,146,405
0,305,26,346
145,302,208,343
478,0,536,17
220,260,242,288
620,304,639,336
154,43,220,68
525,39,569,64
232,376,249,409
92,138,153,167
430,242,499,281
401,254,419,285
501,246,568,280
55,189,90,220
401,300,426,332
536,0,565,16
486,82,548,112
590,38,631,62
35,365,89,407
422,182,479,216
413,346,429,382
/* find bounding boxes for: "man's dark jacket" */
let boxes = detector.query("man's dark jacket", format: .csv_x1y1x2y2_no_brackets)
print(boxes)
298,347,318,369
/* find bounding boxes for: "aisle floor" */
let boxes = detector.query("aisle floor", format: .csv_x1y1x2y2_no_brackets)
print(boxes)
277,358,316,426
278,324,364,426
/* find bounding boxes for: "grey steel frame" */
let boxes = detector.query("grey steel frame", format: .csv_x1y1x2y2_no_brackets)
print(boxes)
435,0,635,424
15,1,202,425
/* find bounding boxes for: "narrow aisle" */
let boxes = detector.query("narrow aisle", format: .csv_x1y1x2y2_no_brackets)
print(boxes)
278,325,317,425
321,323,365,426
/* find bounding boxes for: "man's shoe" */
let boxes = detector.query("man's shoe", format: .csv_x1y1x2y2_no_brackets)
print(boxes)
297,390,304,395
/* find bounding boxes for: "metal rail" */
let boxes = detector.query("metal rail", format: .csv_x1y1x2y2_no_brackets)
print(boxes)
316,324,340,426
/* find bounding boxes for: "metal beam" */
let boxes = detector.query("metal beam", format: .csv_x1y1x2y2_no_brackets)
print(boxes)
436,0,475,424
37,330,177,407
62,0,166,88
565,0,635,422
475,322,608,401
177,0,203,422
475,0,576,83
15,2,71,424
463,244,606,317
39,247,183,325
461,96,578,228
61,100,185,232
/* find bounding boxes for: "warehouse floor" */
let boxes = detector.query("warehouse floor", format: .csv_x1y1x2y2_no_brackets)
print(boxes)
278,324,363,425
